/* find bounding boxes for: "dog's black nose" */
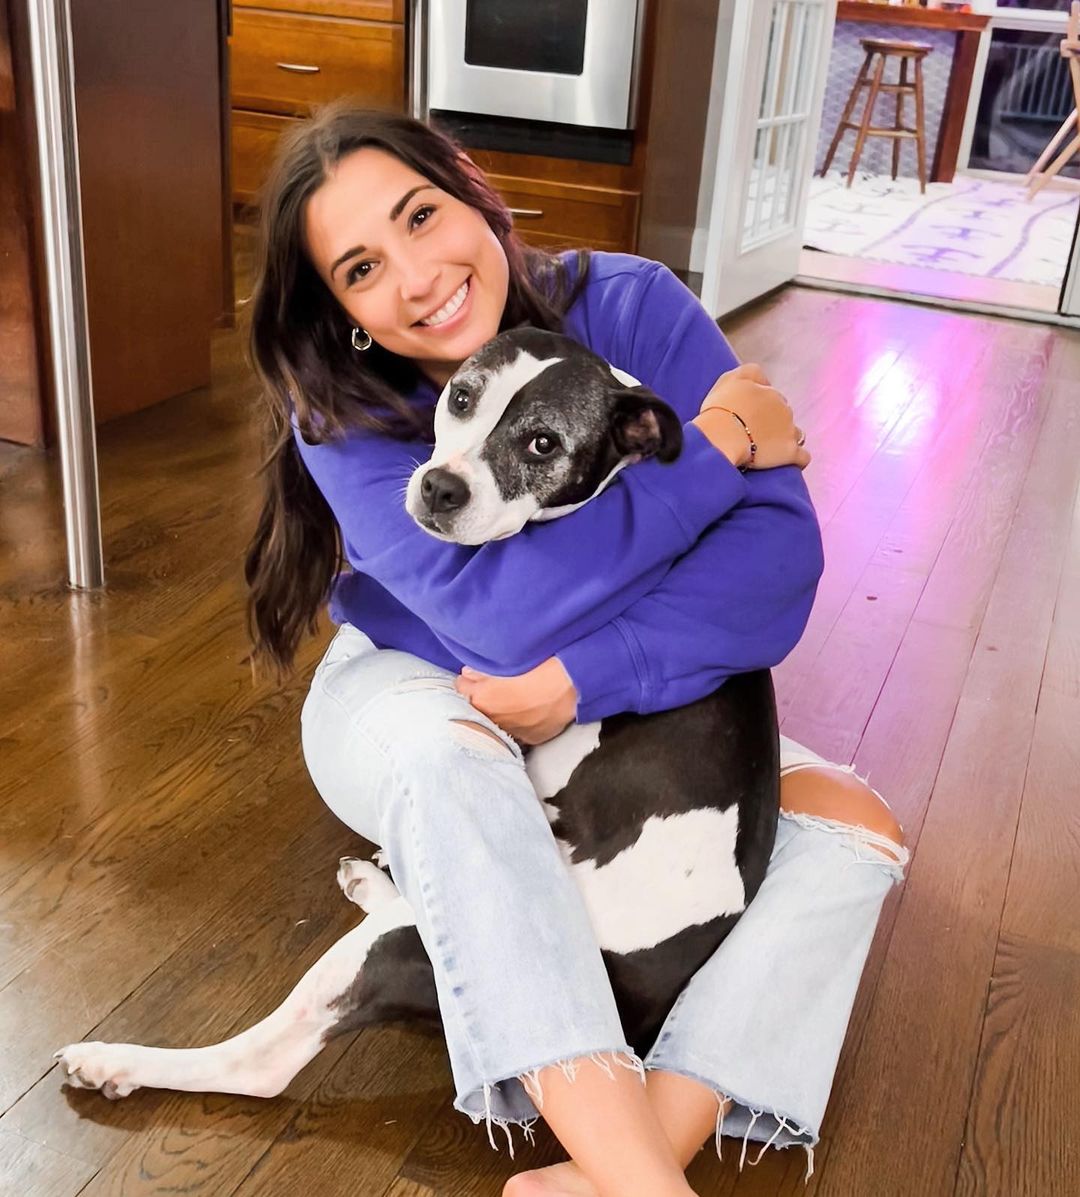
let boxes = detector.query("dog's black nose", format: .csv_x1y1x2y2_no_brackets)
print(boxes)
421,468,470,514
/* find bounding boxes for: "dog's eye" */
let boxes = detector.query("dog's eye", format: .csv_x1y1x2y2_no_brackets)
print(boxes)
450,388,470,414
527,433,560,458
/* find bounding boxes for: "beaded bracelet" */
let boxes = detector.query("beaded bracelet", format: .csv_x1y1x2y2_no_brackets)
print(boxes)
712,407,757,469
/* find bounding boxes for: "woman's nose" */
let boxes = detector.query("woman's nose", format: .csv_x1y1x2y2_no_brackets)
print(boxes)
398,259,440,303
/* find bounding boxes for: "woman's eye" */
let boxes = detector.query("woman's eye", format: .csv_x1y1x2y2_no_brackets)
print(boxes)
411,204,436,228
451,388,470,413
346,261,373,286
527,433,559,458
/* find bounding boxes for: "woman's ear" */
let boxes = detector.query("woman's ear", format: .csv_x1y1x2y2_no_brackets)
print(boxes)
610,390,683,463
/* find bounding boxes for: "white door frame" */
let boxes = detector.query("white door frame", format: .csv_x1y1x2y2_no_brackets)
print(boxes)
698,0,836,319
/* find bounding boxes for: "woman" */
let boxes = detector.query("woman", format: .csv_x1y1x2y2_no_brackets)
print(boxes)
245,103,907,1197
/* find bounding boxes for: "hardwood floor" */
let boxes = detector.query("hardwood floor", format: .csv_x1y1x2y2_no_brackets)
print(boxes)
1,276,1078,1195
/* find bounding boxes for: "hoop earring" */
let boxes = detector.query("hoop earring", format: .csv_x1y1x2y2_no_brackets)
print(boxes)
351,327,372,352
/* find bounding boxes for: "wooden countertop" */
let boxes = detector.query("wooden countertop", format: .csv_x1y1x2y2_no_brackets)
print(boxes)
836,3,990,33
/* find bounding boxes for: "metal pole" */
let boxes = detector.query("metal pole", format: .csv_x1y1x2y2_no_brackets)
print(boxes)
25,0,104,589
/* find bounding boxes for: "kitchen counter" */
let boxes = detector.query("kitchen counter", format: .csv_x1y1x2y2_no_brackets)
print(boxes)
819,4,992,183
836,3,990,35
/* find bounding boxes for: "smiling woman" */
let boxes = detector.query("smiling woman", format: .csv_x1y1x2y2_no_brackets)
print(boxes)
234,101,903,1197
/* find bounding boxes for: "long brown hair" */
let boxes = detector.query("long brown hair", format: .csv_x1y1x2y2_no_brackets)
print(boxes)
243,102,591,673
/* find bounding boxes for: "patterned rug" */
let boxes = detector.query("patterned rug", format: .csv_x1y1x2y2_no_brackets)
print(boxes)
803,171,1079,287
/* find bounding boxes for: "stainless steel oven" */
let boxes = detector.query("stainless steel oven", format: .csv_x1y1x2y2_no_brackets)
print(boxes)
418,0,648,131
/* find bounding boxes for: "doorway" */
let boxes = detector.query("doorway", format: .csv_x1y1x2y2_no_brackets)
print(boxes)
798,1,1080,323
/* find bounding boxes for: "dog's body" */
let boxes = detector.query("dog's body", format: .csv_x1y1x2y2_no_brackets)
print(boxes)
56,329,779,1100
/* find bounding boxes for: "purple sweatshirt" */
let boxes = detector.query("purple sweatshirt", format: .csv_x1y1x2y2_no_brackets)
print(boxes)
296,253,824,722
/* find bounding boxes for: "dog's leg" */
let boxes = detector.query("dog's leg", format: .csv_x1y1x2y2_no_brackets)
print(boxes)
54,859,432,1100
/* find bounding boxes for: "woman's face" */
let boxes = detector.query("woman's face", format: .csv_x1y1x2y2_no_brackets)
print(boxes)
303,146,509,387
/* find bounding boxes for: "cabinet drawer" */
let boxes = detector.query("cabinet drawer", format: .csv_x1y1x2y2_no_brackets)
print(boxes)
232,110,298,205
231,10,404,117
487,174,640,254
233,1,404,19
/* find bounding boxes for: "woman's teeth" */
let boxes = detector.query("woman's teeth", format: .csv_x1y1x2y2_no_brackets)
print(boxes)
419,279,469,327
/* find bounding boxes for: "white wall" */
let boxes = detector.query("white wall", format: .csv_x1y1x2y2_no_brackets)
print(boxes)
690,0,736,273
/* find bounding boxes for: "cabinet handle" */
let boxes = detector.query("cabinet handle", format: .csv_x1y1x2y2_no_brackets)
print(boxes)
276,62,321,74
509,208,544,219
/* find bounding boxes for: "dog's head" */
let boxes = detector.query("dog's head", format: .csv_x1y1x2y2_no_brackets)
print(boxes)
405,327,682,544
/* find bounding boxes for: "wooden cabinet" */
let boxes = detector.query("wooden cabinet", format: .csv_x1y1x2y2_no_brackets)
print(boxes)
231,9,404,117
229,0,405,204
484,173,640,254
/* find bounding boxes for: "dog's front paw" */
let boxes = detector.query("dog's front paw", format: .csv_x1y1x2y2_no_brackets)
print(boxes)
336,857,399,912
53,1042,142,1099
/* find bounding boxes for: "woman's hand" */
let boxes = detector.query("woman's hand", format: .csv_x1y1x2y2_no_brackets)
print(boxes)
693,363,811,471
454,657,578,746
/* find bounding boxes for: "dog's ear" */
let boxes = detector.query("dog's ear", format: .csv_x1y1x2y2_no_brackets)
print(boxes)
611,389,683,463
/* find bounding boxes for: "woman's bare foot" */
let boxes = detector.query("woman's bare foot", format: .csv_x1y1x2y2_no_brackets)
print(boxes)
502,1160,598,1197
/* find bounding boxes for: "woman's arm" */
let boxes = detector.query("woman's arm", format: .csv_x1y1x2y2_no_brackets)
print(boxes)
459,464,822,737
557,464,823,722
296,421,747,672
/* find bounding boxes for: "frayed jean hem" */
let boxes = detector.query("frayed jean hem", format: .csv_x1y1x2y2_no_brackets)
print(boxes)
454,1046,645,1157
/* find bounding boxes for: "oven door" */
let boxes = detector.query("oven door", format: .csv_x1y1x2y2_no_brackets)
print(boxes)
428,0,645,130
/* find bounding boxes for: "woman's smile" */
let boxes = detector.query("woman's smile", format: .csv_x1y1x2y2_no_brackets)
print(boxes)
413,275,473,332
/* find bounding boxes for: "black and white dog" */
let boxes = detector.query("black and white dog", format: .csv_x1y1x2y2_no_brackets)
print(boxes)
54,328,779,1102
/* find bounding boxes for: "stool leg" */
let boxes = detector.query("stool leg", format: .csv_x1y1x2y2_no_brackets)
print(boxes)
893,58,908,181
914,57,928,193
820,51,874,177
848,53,886,188
1025,110,1077,188
1028,132,1080,198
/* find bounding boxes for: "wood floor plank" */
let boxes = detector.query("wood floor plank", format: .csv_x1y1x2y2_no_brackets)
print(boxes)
0,755,332,1112
955,936,1080,1196
229,1029,448,1197
0,1129,95,1197
809,317,1080,1195
997,486,1080,956
778,324,1050,739
773,314,1041,729
398,1098,563,1197
0,804,377,1172
0,636,319,977
382,1179,438,1197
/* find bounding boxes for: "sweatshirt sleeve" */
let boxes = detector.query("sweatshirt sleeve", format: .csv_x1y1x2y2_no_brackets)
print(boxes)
603,258,741,422
552,257,823,719
556,465,824,722
296,420,747,673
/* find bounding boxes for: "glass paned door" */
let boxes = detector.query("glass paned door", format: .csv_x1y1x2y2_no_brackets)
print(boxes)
700,0,836,319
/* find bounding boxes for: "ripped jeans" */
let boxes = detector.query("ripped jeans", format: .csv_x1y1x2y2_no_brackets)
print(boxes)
300,624,908,1174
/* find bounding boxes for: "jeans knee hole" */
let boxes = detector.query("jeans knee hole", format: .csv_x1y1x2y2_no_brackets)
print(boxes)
450,719,516,759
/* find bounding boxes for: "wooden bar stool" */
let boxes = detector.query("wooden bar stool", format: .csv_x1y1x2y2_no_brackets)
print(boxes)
819,38,933,192
1025,0,1080,199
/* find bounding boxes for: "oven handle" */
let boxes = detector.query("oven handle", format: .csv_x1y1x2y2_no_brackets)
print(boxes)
276,62,321,74
509,208,544,219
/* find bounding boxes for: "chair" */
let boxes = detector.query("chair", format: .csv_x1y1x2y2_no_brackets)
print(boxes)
1026,1,1080,199
819,38,932,193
